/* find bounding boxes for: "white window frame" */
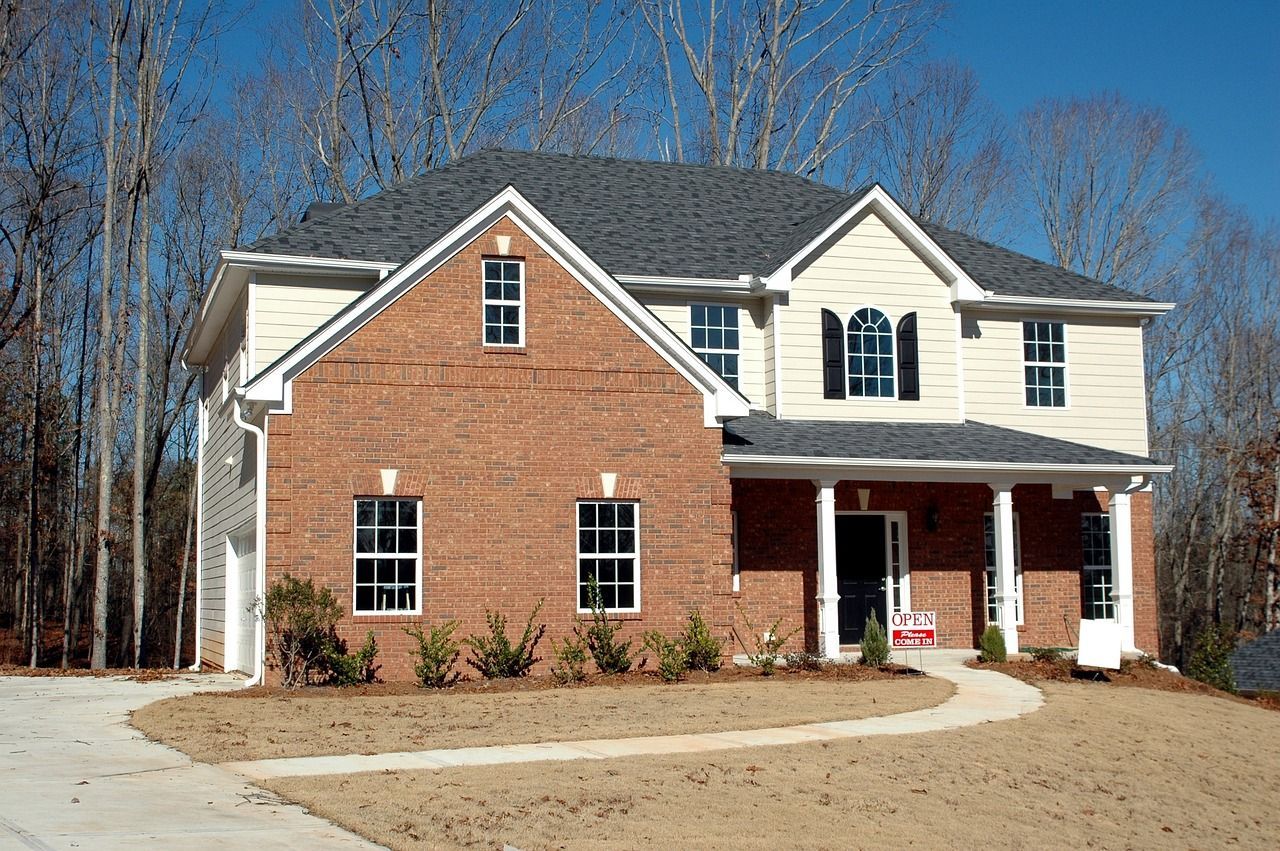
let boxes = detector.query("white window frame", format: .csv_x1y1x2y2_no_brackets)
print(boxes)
1022,319,1069,409
845,305,896,401
984,512,1024,626
576,500,641,614
834,510,911,615
689,303,741,389
731,509,740,593
352,497,423,616
1081,512,1116,621
482,258,525,347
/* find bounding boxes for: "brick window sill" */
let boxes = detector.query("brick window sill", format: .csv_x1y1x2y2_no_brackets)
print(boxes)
351,613,423,625
482,345,528,356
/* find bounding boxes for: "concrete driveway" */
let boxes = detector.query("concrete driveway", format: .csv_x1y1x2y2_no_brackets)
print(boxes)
0,674,379,850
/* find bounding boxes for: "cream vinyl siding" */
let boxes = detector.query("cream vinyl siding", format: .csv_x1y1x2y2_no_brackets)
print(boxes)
637,294,768,407
763,302,777,414
778,210,960,421
252,271,375,374
962,311,1149,455
198,289,256,669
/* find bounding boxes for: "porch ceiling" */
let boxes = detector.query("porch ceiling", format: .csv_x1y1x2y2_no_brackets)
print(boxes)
721,412,1170,487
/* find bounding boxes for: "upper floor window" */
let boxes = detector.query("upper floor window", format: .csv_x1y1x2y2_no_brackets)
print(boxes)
1023,320,1066,407
354,498,421,614
847,307,894,398
483,259,523,346
690,304,739,389
1081,513,1115,620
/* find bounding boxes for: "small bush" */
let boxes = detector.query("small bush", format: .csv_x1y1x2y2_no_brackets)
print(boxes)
1028,646,1064,663
682,610,724,672
550,630,589,685
262,574,343,688
404,620,462,688
735,604,799,676
1186,623,1236,693
643,630,689,682
324,630,380,686
582,576,634,674
858,612,891,667
978,624,1007,663
465,599,547,679
783,650,826,671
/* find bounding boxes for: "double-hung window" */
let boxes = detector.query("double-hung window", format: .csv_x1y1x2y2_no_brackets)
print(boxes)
483,259,523,346
983,513,1023,625
354,498,421,614
577,501,639,611
690,304,739,389
847,307,895,398
1023,321,1066,407
1081,514,1115,620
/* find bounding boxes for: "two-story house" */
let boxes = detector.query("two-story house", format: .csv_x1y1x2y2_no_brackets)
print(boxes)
183,150,1172,682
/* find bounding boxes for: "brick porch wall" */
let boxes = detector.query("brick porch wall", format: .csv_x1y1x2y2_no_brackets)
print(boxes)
732,479,1159,654
263,219,734,682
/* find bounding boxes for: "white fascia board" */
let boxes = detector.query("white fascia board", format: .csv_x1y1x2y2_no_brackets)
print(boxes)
760,185,987,302
722,452,1172,484
617,274,759,297
184,251,395,367
961,294,1176,317
243,186,749,427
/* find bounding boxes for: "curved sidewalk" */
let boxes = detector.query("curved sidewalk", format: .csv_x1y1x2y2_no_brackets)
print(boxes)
225,649,1043,781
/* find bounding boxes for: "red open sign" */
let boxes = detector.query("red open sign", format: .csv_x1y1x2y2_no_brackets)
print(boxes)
889,611,937,649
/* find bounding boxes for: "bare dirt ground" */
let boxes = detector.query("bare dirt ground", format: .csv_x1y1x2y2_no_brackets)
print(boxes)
266,681,1280,850
133,670,951,763
0,664,176,681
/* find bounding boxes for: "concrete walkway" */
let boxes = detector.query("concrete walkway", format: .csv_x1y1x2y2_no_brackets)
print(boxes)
0,674,379,850
226,649,1043,781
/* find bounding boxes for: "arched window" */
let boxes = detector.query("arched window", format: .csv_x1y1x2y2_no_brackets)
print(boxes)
847,308,895,398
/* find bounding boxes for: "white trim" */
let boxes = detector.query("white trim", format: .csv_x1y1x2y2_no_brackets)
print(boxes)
835,509,912,628
815,481,839,658
731,510,740,593
989,485,1020,653
771,296,785,418
1022,318,1071,410
761,185,987,303
954,312,966,422
351,497,424,616
245,272,257,378
618,274,756,296
689,302,742,389
218,250,399,274
481,257,525,348
724,453,1170,477
965,294,1176,317
240,187,749,428
575,499,642,615
984,512,1023,626
191,388,206,670
229,398,267,687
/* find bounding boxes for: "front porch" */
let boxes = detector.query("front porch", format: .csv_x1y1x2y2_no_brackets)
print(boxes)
723,415,1167,657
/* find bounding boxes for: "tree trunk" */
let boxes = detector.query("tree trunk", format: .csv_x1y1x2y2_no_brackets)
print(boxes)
131,187,151,668
174,475,196,669
26,262,43,667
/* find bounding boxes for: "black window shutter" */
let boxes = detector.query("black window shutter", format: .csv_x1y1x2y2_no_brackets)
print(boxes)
821,309,845,399
897,312,920,401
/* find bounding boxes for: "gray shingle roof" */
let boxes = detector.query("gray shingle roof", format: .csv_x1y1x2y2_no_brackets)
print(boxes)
1231,629,1280,694
246,148,1154,304
722,411,1159,468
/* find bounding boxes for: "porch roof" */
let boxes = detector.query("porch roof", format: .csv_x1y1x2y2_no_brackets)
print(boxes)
722,412,1170,483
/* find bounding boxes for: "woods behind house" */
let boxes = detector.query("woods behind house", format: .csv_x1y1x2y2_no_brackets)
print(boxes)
0,0,1274,669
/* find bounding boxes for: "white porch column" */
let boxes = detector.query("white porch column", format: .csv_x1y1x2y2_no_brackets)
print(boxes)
1109,490,1137,651
989,483,1020,654
815,480,841,659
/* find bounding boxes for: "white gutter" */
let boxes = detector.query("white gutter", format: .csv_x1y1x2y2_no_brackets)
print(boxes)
722,452,1172,476
962,294,1176,317
231,395,268,687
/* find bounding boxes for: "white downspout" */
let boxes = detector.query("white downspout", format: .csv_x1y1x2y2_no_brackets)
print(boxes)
232,394,267,687
189,381,206,671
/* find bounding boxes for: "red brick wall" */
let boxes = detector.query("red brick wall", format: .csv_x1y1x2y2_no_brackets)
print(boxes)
732,479,1160,653
263,220,734,682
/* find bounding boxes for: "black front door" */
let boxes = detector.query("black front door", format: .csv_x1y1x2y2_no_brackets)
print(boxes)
836,514,887,644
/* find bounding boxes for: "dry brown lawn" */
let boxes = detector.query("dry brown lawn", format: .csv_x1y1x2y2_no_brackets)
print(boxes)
133,674,952,763
266,681,1280,850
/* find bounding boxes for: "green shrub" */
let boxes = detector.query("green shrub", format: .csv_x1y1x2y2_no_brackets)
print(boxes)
783,650,826,671
404,620,462,688
465,599,547,679
978,624,1007,663
735,604,799,676
324,630,380,686
262,574,343,688
644,630,689,682
858,612,891,667
582,576,634,674
550,630,589,685
1186,623,1236,693
1028,645,1064,663
682,610,724,672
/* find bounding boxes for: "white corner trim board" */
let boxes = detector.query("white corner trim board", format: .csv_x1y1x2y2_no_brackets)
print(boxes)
239,186,749,428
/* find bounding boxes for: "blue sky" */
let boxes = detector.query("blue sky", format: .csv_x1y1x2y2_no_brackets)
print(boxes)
934,0,1280,226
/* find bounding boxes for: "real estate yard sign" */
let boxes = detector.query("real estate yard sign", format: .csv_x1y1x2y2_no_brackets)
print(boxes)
889,611,937,649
